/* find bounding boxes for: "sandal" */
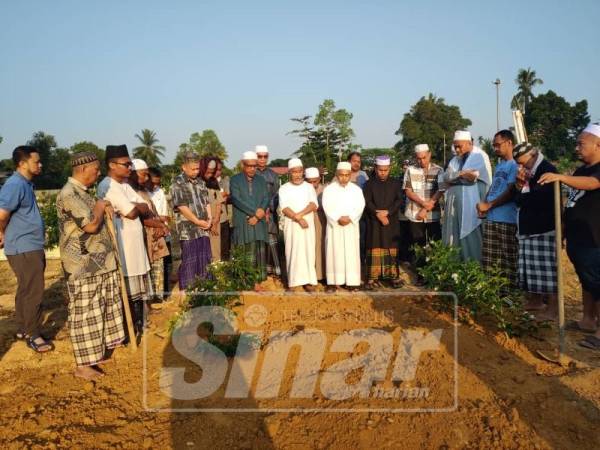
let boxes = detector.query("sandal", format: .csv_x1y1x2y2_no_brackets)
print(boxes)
578,335,600,351
27,335,54,353
15,331,27,340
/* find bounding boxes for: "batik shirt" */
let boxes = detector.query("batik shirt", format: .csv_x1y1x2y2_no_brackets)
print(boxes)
171,173,210,241
402,164,444,223
56,177,117,280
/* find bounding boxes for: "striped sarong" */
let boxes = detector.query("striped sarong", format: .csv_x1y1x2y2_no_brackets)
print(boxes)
125,272,153,302
66,270,126,366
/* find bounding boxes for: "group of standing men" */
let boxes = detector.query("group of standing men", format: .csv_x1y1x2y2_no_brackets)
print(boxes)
0,122,599,380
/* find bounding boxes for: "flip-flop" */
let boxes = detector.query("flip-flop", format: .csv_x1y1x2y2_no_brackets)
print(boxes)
579,335,600,350
565,320,596,333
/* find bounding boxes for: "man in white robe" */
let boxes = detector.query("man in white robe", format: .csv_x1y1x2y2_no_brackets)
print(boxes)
279,158,318,291
442,131,491,262
322,161,366,291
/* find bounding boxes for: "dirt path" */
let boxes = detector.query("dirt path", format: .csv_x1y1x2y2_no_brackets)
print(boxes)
0,261,599,449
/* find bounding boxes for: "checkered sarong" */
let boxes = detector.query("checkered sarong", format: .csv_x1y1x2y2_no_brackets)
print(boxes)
482,221,518,285
151,258,164,298
125,272,153,302
518,231,557,294
367,248,399,281
66,270,126,366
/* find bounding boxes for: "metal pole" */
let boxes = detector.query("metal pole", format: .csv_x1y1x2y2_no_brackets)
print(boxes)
554,181,565,361
493,79,501,131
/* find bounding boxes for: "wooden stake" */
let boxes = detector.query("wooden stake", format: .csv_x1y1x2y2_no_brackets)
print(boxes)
105,212,138,351
554,181,565,362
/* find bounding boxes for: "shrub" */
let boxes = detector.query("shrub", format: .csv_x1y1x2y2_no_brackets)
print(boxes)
414,240,538,337
39,192,59,249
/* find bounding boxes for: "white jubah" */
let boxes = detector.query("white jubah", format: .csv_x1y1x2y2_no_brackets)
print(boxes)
279,181,319,287
322,180,365,286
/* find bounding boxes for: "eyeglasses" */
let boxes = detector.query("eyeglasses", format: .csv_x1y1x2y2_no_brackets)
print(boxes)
112,161,133,168
492,140,508,148
257,155,268,159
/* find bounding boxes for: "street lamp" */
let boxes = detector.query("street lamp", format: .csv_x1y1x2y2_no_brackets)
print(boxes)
493,78,501,131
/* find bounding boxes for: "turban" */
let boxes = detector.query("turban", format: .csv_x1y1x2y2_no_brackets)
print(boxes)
242,151,258,161
255,145,269,154
582,123,600,138
375,155,391,166
305,167,320,179
288,158,303,169
414,144,429,153
131,159,148,171
513,142,534,159
337,161,351,171
105,144,129,160
71,151,98,167
453,130,472,142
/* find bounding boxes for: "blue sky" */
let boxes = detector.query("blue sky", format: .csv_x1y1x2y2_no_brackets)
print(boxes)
1,0,599,165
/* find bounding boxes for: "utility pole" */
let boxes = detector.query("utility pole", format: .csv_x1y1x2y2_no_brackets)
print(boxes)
493,78,501,131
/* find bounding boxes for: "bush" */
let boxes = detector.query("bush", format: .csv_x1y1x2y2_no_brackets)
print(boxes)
172,246,263,356
39,192,59,249
414,240,538,337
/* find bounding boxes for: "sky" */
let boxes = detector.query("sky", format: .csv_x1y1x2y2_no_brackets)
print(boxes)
1,0,599,165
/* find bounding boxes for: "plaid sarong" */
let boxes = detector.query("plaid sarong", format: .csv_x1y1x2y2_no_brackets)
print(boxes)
66,270,126,366
482,221,518,285
266,233,282,278
151,257,164,298
518,231,557,294
125,272,153,302
367,248,399,281
239,241,268,282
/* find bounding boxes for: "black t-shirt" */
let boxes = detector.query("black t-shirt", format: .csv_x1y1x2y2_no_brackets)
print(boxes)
565,163,600,247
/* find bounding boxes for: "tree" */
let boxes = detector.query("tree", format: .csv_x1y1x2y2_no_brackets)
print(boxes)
0,135,3,145
510,67,543,114
268,158,288,167
395,94,472,164
133,129,165,167
289,99,355,176
175,129,227,166
525,90,589,160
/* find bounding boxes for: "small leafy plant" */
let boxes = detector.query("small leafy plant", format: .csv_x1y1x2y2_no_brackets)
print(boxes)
414,240,538,337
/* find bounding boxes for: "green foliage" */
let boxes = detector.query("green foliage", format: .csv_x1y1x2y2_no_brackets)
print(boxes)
133,129,165,167
414,241,538,337
395,94,471,164
172,247,262,355
27,131,61,189
38,192,59,249
176,129,228,166
268,158,288,167
510,67,544,113
289,99,355,176
525,90,589,161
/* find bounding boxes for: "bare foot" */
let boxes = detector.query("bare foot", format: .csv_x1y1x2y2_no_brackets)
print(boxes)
74,366,104,380
254,283,265,292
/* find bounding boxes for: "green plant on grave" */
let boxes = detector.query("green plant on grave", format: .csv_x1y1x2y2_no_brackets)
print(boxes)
414,240,538,337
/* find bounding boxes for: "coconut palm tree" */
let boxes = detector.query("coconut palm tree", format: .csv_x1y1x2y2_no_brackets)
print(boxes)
511,67,543,114
133,129,165,167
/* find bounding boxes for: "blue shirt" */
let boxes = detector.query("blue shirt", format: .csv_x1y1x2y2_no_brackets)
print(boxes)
486,160,518,224
0,172,45,255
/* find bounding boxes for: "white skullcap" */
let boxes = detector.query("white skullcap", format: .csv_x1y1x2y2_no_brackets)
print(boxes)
582,123,600,138
414,144,429,153
131,159,148,171
242,151,258,161
453,130,472,142
305,167,320,178
375,155,391,166
337,161,351,171
207,160,217,169
288,158,303,169
255,145,269,154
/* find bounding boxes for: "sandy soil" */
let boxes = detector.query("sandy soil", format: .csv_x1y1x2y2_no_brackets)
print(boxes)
0,258,599,450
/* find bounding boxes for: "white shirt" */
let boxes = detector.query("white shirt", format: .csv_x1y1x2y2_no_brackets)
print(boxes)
97,176,150,277
150,186,169,217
